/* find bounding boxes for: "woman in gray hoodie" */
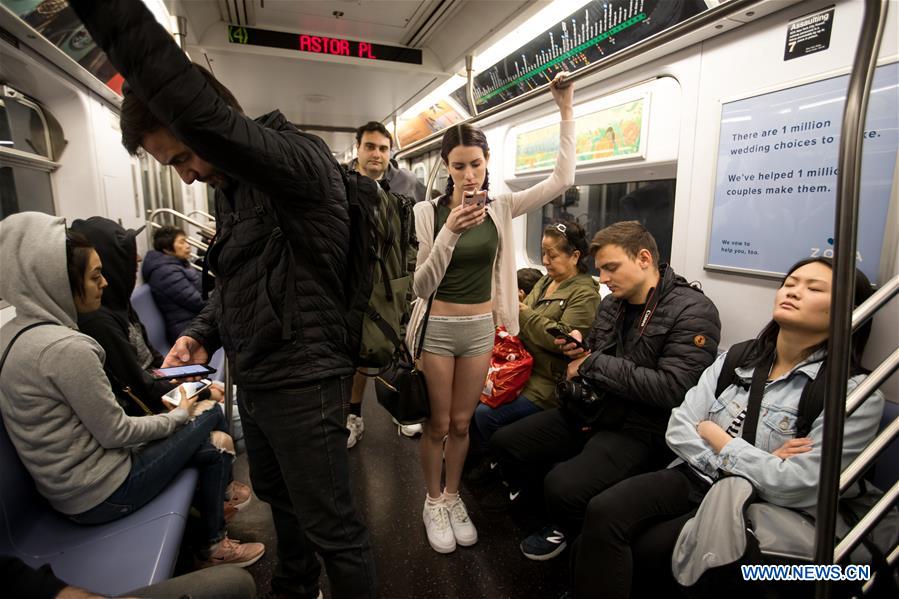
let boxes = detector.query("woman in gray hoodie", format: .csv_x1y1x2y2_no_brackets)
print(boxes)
0,212,263,569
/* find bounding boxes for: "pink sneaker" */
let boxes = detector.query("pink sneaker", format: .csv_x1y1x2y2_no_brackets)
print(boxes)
198,536,265,569
226,481,252,511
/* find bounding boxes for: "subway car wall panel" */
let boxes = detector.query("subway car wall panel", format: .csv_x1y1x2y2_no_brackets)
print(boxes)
0,0,897,597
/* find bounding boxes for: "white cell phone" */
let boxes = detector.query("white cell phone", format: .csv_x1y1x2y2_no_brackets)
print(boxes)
162,380,213,407
463,190,487,207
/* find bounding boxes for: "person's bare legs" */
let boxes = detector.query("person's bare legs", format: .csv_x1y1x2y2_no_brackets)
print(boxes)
420,352,455,498
444,352,491,495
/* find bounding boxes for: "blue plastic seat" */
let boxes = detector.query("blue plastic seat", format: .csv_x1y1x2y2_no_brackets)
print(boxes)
0,417,198,596
131,284,170,357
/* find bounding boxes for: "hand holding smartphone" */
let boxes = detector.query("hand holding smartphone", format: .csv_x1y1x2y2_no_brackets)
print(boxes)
462,190,487,208
151,363,216,380
162,380,213,408
546,326,589,351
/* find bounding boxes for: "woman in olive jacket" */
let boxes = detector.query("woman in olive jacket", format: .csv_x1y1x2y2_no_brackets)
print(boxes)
473,220,600,445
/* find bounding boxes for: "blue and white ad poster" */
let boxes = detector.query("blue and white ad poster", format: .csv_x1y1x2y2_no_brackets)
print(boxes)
707,63,898,284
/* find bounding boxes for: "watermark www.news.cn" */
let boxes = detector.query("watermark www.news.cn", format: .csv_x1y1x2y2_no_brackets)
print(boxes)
742,564,871,582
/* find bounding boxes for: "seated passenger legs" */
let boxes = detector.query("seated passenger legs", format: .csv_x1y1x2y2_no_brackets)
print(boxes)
0,213,263,568
471,221,599,453
490,221,720,560
569,257,883,599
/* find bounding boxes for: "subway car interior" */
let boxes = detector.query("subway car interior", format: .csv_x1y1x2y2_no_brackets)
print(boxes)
1,0,898,598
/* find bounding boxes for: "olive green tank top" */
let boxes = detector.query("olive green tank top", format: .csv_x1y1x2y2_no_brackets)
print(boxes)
434,202,498,304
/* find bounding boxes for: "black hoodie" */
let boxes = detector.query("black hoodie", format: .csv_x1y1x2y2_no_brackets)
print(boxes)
72,217,174,414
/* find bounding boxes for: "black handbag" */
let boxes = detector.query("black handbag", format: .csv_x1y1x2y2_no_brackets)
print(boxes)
373,203,438,425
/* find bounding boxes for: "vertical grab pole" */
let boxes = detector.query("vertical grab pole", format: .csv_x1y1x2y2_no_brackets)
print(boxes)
814,2,888,598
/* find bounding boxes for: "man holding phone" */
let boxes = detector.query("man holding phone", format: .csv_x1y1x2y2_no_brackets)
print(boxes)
68,1,377,597
491,221,721,561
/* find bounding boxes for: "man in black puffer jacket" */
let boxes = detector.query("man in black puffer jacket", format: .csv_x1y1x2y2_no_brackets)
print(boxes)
491,221,721,563
68,1,377,597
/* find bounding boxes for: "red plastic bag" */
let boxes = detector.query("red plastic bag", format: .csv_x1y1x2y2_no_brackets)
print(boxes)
480,327,533,409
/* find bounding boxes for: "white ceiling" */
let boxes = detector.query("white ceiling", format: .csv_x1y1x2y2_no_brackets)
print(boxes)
165,0,540,153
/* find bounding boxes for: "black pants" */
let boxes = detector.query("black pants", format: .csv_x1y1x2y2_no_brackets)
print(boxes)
490,407,671,536
239,375,377,599
572,466,709,599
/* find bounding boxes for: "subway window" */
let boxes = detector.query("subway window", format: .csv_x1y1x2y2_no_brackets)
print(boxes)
526,180,676,271
0,87,57,219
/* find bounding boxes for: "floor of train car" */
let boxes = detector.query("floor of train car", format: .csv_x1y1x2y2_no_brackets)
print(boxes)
183,384,568,598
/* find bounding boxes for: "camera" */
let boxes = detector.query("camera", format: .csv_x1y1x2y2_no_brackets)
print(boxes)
556,377,606,425
556,376,628,427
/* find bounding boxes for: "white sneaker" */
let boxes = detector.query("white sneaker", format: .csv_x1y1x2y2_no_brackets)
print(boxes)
346,414,364,449
445,495,478,546
399,422,423,437
422,497,456,553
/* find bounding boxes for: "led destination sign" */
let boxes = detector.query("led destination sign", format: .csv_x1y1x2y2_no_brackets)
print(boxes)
228,25,422,65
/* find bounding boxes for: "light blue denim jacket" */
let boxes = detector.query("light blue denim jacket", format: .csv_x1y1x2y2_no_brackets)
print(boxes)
666,349,884,509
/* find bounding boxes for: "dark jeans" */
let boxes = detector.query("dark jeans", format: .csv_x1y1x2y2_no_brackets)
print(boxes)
471,394,542,452
71,408,230,547
239,375,377,599
490,407,671,536
571,466,709,599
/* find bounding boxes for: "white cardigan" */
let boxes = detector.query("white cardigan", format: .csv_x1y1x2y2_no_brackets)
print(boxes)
408,119,576,349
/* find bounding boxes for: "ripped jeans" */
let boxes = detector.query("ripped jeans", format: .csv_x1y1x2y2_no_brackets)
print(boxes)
70,408,233,548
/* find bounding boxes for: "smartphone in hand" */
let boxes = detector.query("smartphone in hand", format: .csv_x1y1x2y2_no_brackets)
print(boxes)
463,190,487,208
162,380,213,408
546,326,589,351
151,363,216,380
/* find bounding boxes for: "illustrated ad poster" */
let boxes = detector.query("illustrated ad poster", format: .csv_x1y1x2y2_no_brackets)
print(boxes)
515,97,645,173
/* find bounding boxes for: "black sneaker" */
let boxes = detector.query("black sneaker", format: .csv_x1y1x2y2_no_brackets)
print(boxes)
464,459,500,486
479,482,522,512
520,525,567,561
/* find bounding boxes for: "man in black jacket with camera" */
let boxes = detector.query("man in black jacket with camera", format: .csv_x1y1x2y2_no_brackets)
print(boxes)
68,1,376,597
491,221,720,562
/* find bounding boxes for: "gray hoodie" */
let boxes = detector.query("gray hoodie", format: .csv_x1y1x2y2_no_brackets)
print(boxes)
0,212,188,515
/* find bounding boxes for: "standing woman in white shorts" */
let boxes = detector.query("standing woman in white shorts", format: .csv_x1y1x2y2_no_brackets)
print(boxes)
410,72,576,553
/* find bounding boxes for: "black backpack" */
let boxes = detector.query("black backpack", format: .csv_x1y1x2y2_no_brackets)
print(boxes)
340,167,379,363
356,182,417,368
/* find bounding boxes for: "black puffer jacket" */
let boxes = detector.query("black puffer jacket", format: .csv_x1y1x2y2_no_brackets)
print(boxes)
71,0,355,389
141,250,204,345
580,265,721,436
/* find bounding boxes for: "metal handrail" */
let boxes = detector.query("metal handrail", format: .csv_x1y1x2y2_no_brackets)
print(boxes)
187,209,216,224
860,544,899,595
845,348,899,418
146,208,216,237
852,274,899,331
815,3,889,598
396,0,767,159
839,416,899,495
834,480,899,564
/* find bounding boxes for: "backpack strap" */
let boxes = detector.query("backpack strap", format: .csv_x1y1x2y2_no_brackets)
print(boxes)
741,351,776,444
413,202,440,362
714,340,756,399
0,321,57,376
